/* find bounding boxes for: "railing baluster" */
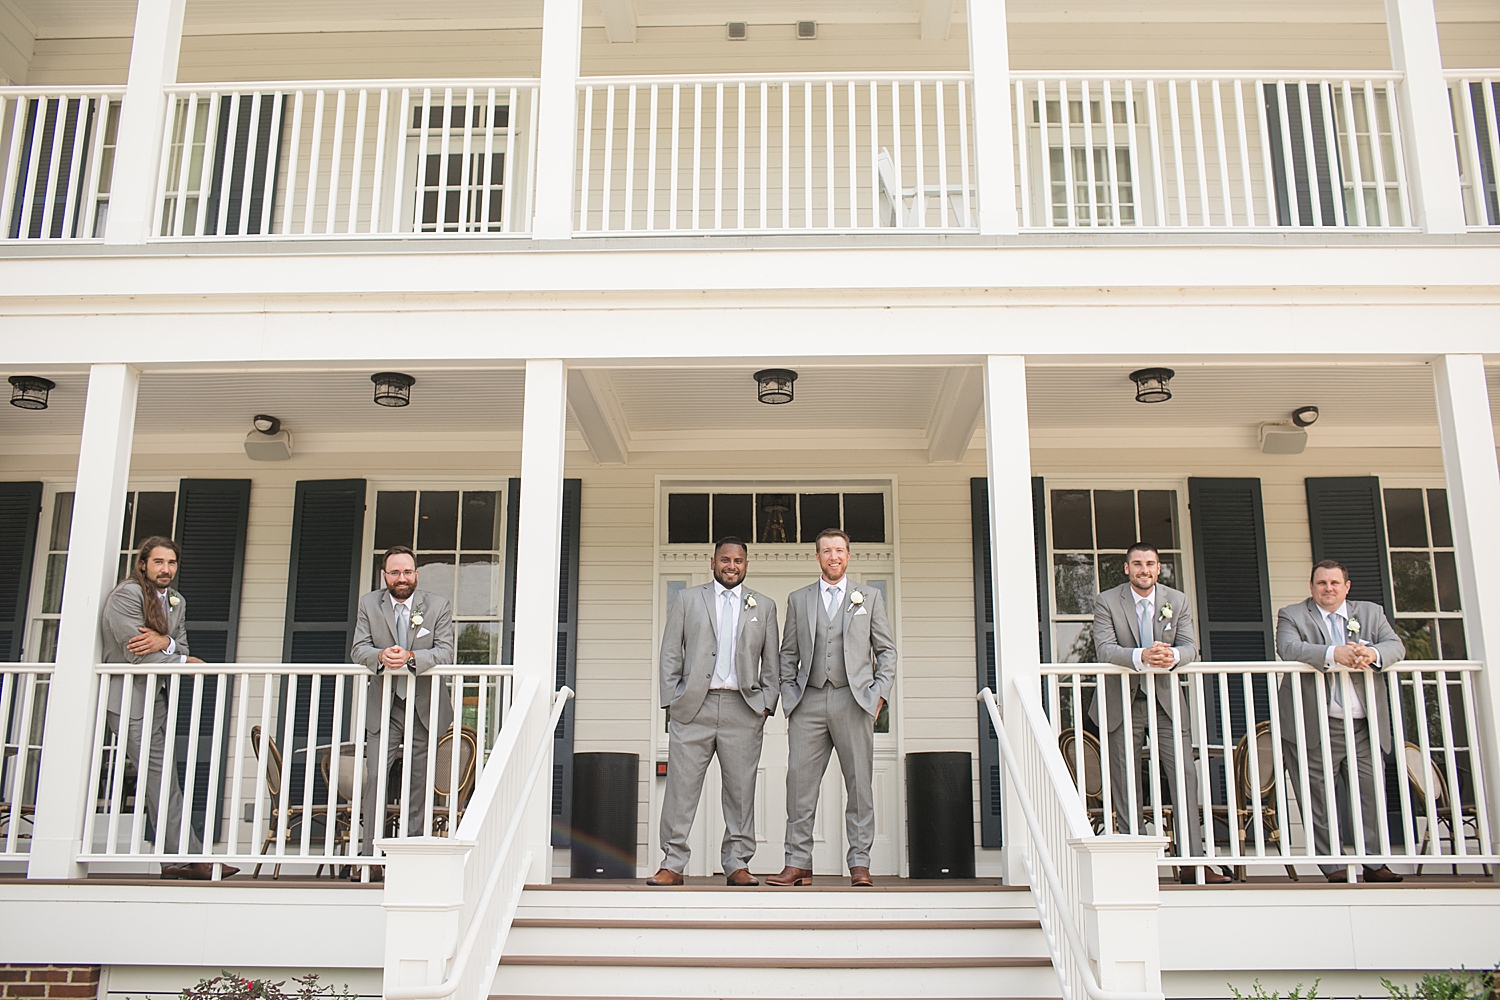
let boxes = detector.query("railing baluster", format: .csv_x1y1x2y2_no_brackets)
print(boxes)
1364,670,1392,857
225,670,251,860
602,84,616,232
670,84,680,231
957,78,973,227
1211,80,1233,226
759,82,769,229
1459,671,1493,854
868,81,879,228
1363,81,1391,227
303,89,326,235
155,675,183,857
1188,79,1210,225
1339,81,1367,227
348,89,368,235
825,80,836,228
168,95,197,236
1058,80,1077,227
1233,81,1255,226
1102,80,1121,226
0,95,29,235
737,81,746,230
625,84,638,232
804,82,814,228
283,90,305,235
847,80,858,229
1167,80,1188,228
693,83,703,230
1079,80,1099,226
1479,80,1500,226
1145,79,1167,226
1096,668,1113,833
647,84,659,231
78,676,112,857
711,82,721,230
784,82,792,229
1318,79,1346,226
36,96,70,239
1434,669,1468,859
176,672,206,855
579,85,594,232
1296,81,1323,227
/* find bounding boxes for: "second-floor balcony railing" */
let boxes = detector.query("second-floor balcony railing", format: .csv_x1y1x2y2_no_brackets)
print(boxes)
1,88,123,241
0,663,49,856
1448,72,1500,227
1012,73,1412,230
153,81,540,239
574,73,979,233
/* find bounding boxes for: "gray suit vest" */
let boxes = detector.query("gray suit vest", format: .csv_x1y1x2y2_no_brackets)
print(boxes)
809,596,848,689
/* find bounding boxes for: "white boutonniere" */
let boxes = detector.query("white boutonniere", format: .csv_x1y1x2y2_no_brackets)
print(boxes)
411,606,425,628
1158,602,1172,621
168,593,181,608
744,594,756,610
1346,615,1360,637
849,590,864,609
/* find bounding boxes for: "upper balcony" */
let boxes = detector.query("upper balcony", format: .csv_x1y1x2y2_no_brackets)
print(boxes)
0,0,1496,248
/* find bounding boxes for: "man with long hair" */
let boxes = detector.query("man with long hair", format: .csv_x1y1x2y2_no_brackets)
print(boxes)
101,536,236,879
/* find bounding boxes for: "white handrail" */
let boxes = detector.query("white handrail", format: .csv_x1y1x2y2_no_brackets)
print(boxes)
980,686,1163,1000
386,682,573,1000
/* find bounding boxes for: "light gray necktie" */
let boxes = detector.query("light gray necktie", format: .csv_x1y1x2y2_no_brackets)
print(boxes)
1138,598,1153,652
1328,612,1348,711
826,586,841,621
396,601,410,649
714,590,735,686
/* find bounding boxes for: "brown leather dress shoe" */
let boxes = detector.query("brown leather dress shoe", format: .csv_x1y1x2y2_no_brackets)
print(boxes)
1363,865,1404,883
1178,866,1232,885
161,862,239,881
645,868,684,886
849,866,874,887
725,867,759,886
765,866,813,886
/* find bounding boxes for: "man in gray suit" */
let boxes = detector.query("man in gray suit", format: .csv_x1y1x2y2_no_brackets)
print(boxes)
101,536,235,879
1090,541,1228,884
351,545,455,869
649,537,780,887
1276,558,1404,883
769,528,895,888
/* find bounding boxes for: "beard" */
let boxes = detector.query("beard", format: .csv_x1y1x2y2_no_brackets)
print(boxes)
388,579,417,600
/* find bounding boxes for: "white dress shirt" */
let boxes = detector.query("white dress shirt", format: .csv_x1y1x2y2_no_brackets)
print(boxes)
1321,601,1371,719
155,590,188,664
819,577,848,620
1129,586,1180,671
711,581,743,689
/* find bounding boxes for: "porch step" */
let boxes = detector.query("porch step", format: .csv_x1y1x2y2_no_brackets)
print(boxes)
491,886,1060,999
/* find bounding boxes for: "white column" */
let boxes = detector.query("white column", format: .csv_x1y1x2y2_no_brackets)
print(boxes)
982,355,1039,883
380,838,471,997
1385,0,1466,233
512,358,569,881
1433,355,1500,853
102,0,186,244
532,0,584,239
1072,835,1168,994
28,364,139,879
966,0,1018,235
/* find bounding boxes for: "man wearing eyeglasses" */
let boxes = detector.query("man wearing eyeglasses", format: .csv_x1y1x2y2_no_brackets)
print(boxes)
351,545,455,873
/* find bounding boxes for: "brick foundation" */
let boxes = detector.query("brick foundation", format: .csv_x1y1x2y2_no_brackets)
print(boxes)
0,967,100,1000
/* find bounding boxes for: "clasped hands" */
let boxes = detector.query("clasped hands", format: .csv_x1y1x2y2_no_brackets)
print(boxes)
1332,642,1378,670
378,645,414,672
1140,641,1177,670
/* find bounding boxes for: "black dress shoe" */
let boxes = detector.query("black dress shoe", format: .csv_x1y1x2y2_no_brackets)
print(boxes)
1363,865,1404,883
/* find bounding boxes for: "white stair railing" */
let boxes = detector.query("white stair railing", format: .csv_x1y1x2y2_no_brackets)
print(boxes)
980,684,1164,1000
383,678,572,1000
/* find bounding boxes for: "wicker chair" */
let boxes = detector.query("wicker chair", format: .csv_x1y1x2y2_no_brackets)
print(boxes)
1057,728,1107,835
384,726,478,838
248,725,347,879
1403,741,1491,876
1230,721,1298,881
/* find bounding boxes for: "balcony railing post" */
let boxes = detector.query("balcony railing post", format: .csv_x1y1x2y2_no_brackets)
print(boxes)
1071,835,1168,994
380,837,472,997
102,0,186,244
982,356,1040,882
1434,355,1500,864
966,0,1018,235
1384,0,1467,233
27,364,139,879
533,0,583,238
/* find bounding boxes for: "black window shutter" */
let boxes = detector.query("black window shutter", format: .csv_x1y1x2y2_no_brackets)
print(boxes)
0,482,43,662
1304,477,1395,619
1263,83,1342,227
206,94,285,235
1469,82,1500,226
172,479,251,843
1187,478,1274,662
280,479,366,803
501,478,521,666
553,479,582,847
8,98,97,239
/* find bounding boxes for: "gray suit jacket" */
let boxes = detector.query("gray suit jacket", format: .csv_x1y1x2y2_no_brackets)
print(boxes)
1088,582,1198,731
101,579,192,717
351,588,456,734
1275,597,1404,755
779,581,896,719
660,583,780,724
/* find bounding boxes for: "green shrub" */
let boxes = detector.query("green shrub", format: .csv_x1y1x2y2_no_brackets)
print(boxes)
1229,979,1321,999
181,973,354,1000
1382,966,1498,1000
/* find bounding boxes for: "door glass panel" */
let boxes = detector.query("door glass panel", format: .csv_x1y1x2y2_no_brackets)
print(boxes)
799,494,840,542
1426,489,1453,547
1382,488,1427,547
1137,490,1180,549
1092,490,1135,550
1391,551,1435,613
667,494,710,543
460,491,500,551
1433,551,1461,613
1050,491,1092,550
375,491,417,549
457,554,499,617
417,491,459,551
712,494,754,542
1054,553,1096,616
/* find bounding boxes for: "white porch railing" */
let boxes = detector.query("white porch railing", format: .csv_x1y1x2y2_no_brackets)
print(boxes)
1447,72,1500,227
1012,74,1411,229
980,685,1163,1000
153,81,539,238
575,74,978,233
1,88,123,240
1042,661,1496,876
0,664,50,856
79,661,513,873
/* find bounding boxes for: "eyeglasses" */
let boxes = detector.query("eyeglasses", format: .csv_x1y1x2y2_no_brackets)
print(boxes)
383,568,418,578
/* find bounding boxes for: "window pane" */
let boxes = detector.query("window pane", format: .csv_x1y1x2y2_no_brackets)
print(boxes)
1427,489,1453,547
756,494,795,544
843,493,886,543
667,494,709,544
1054,621,1097,663
1050,490,1093,550
1394,618,1436,660
712,494,754,544
1157,555,1178,589
1054,553,1097,615
415,554,456,603
41,553,66,614
374,491,417,550
49,492,74,550
460,491,500,551
457,554,499,617
1098,555,1127,593
1391,551,1436,612
417,491,459,551
1093,490,1135,550
798,494,840,543
36,620,59,663
120,492,135,549
456,621,499,665
1438,619,1468,660
134,492,176,545
1137,490,1180,550
1383,488,1428,547
1433,551,1461,612
118,553,130,583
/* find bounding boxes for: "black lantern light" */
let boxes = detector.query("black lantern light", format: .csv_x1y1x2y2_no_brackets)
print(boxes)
1292,405,1320,427
371,372,415,407
8,376,55,410
1128,367,1175,404
753,368,798,405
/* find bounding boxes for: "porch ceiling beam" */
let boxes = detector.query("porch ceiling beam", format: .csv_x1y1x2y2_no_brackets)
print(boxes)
927,365,983,463
567,368,629,465
919,0,954,41
599,0,638,43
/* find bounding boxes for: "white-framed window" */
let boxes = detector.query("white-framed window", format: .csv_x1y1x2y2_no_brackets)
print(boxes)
405,102,511,233
1046,484,1187,663
1381,485,1465,660
117,489,178,581
1027,95,1142,226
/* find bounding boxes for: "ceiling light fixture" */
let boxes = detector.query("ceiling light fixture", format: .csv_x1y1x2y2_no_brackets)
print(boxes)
8,376,55,410
753,368,798,405
1292,405,1320,428
245,414,292,461
371,372,415,408
1128,367,1175,404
